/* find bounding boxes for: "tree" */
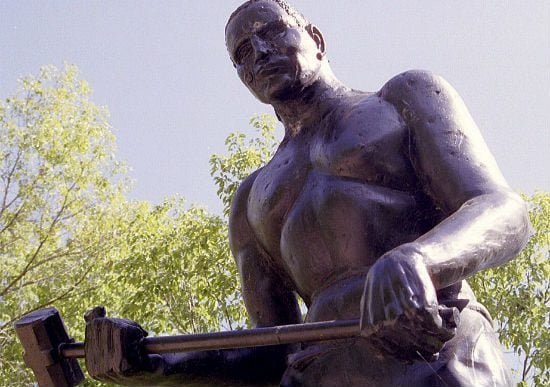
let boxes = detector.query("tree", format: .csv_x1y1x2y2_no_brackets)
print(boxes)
97,198,247,335
470,192,549,386
0,64,128,385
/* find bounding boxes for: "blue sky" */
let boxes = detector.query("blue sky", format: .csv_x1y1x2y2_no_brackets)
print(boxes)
1,1,548,214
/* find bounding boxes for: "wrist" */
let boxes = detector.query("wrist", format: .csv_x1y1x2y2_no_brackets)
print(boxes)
380,242,426,267
403,241,460,290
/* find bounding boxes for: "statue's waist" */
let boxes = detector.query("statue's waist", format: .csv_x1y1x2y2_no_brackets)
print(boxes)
304,271,482,324
305,270,369,322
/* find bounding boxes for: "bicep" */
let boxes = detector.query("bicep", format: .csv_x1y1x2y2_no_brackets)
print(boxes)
235,244,301,327
228,171,301,328
381,70,509,213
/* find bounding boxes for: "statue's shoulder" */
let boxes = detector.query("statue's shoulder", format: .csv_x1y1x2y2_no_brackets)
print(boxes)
228,168,262,242
379,69,454,104
378,69,464,122
230,168,261,215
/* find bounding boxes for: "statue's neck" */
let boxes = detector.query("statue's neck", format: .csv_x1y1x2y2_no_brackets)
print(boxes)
272,74,349,137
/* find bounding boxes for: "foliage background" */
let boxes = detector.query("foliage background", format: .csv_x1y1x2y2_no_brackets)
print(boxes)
1,67,548,386
470,192,550,386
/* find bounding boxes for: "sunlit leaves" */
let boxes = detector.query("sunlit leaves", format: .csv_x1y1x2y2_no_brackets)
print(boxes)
100,198,247,335
470,192,549,386
210,114,278,217
0,64,127,385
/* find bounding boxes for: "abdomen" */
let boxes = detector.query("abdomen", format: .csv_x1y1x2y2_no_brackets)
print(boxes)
280,171,431,301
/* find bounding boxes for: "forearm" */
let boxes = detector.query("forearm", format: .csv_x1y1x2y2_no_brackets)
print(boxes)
147,345,290,386
410,190,530,289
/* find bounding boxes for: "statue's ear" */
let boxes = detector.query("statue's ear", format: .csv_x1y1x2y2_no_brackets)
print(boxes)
306,24,326,58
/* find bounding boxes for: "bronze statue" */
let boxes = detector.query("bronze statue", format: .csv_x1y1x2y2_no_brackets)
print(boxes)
84,1,531,385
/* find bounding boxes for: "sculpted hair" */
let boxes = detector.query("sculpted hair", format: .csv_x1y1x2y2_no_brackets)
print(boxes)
226,0,309,32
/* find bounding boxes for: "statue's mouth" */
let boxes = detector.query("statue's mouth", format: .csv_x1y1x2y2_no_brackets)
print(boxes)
258,66,281,77
256,61,288,78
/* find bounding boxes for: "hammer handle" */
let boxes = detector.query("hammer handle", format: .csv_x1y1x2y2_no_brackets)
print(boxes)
61,305,459,358
61,319,360,358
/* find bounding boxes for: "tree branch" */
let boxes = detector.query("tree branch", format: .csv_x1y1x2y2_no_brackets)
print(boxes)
0,148,22,218
1,180,77,296
1,263,97,328
521,346,532,382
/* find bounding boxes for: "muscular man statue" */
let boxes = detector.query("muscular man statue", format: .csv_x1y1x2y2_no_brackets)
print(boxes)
85,1,531,385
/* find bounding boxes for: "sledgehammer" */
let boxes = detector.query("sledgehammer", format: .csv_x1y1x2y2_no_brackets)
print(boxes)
15,306,459,387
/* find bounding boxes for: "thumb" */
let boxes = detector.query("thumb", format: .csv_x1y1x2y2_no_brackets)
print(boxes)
84,306,106,323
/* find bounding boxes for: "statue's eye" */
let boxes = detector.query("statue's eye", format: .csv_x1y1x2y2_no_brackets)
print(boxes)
265,24,286,39
235,42,252,65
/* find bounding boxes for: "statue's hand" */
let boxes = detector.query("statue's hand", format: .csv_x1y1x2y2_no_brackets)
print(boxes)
84,306,161,383
360,246,457,362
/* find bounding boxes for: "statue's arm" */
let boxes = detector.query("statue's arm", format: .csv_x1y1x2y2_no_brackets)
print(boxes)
85,171,300,386
162,170,301,384
379,69,531,289
359,70,531,360
228,170,302,328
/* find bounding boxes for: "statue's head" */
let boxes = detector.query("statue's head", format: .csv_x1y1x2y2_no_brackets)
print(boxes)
226,0,327,104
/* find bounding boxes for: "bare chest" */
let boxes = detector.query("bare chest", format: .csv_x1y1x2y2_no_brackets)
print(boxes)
250,97,416,221
246,97,427,296
310,96,416,188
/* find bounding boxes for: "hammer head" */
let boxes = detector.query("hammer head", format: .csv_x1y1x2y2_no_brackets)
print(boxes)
15,307,84,387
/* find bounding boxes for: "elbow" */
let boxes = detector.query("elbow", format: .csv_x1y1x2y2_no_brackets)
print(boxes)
496,190,532,260
514,194,533,253
465,189,532,267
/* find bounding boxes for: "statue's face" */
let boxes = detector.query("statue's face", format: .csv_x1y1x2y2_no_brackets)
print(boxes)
226,1,322,103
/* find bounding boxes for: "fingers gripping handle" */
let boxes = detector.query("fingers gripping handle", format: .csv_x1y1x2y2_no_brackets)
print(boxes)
359,305,460,362
439,305,460,329
360,305,460,334
84,306,106,322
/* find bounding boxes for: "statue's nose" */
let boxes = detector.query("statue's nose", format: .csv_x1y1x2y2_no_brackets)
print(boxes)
251,36,270,63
